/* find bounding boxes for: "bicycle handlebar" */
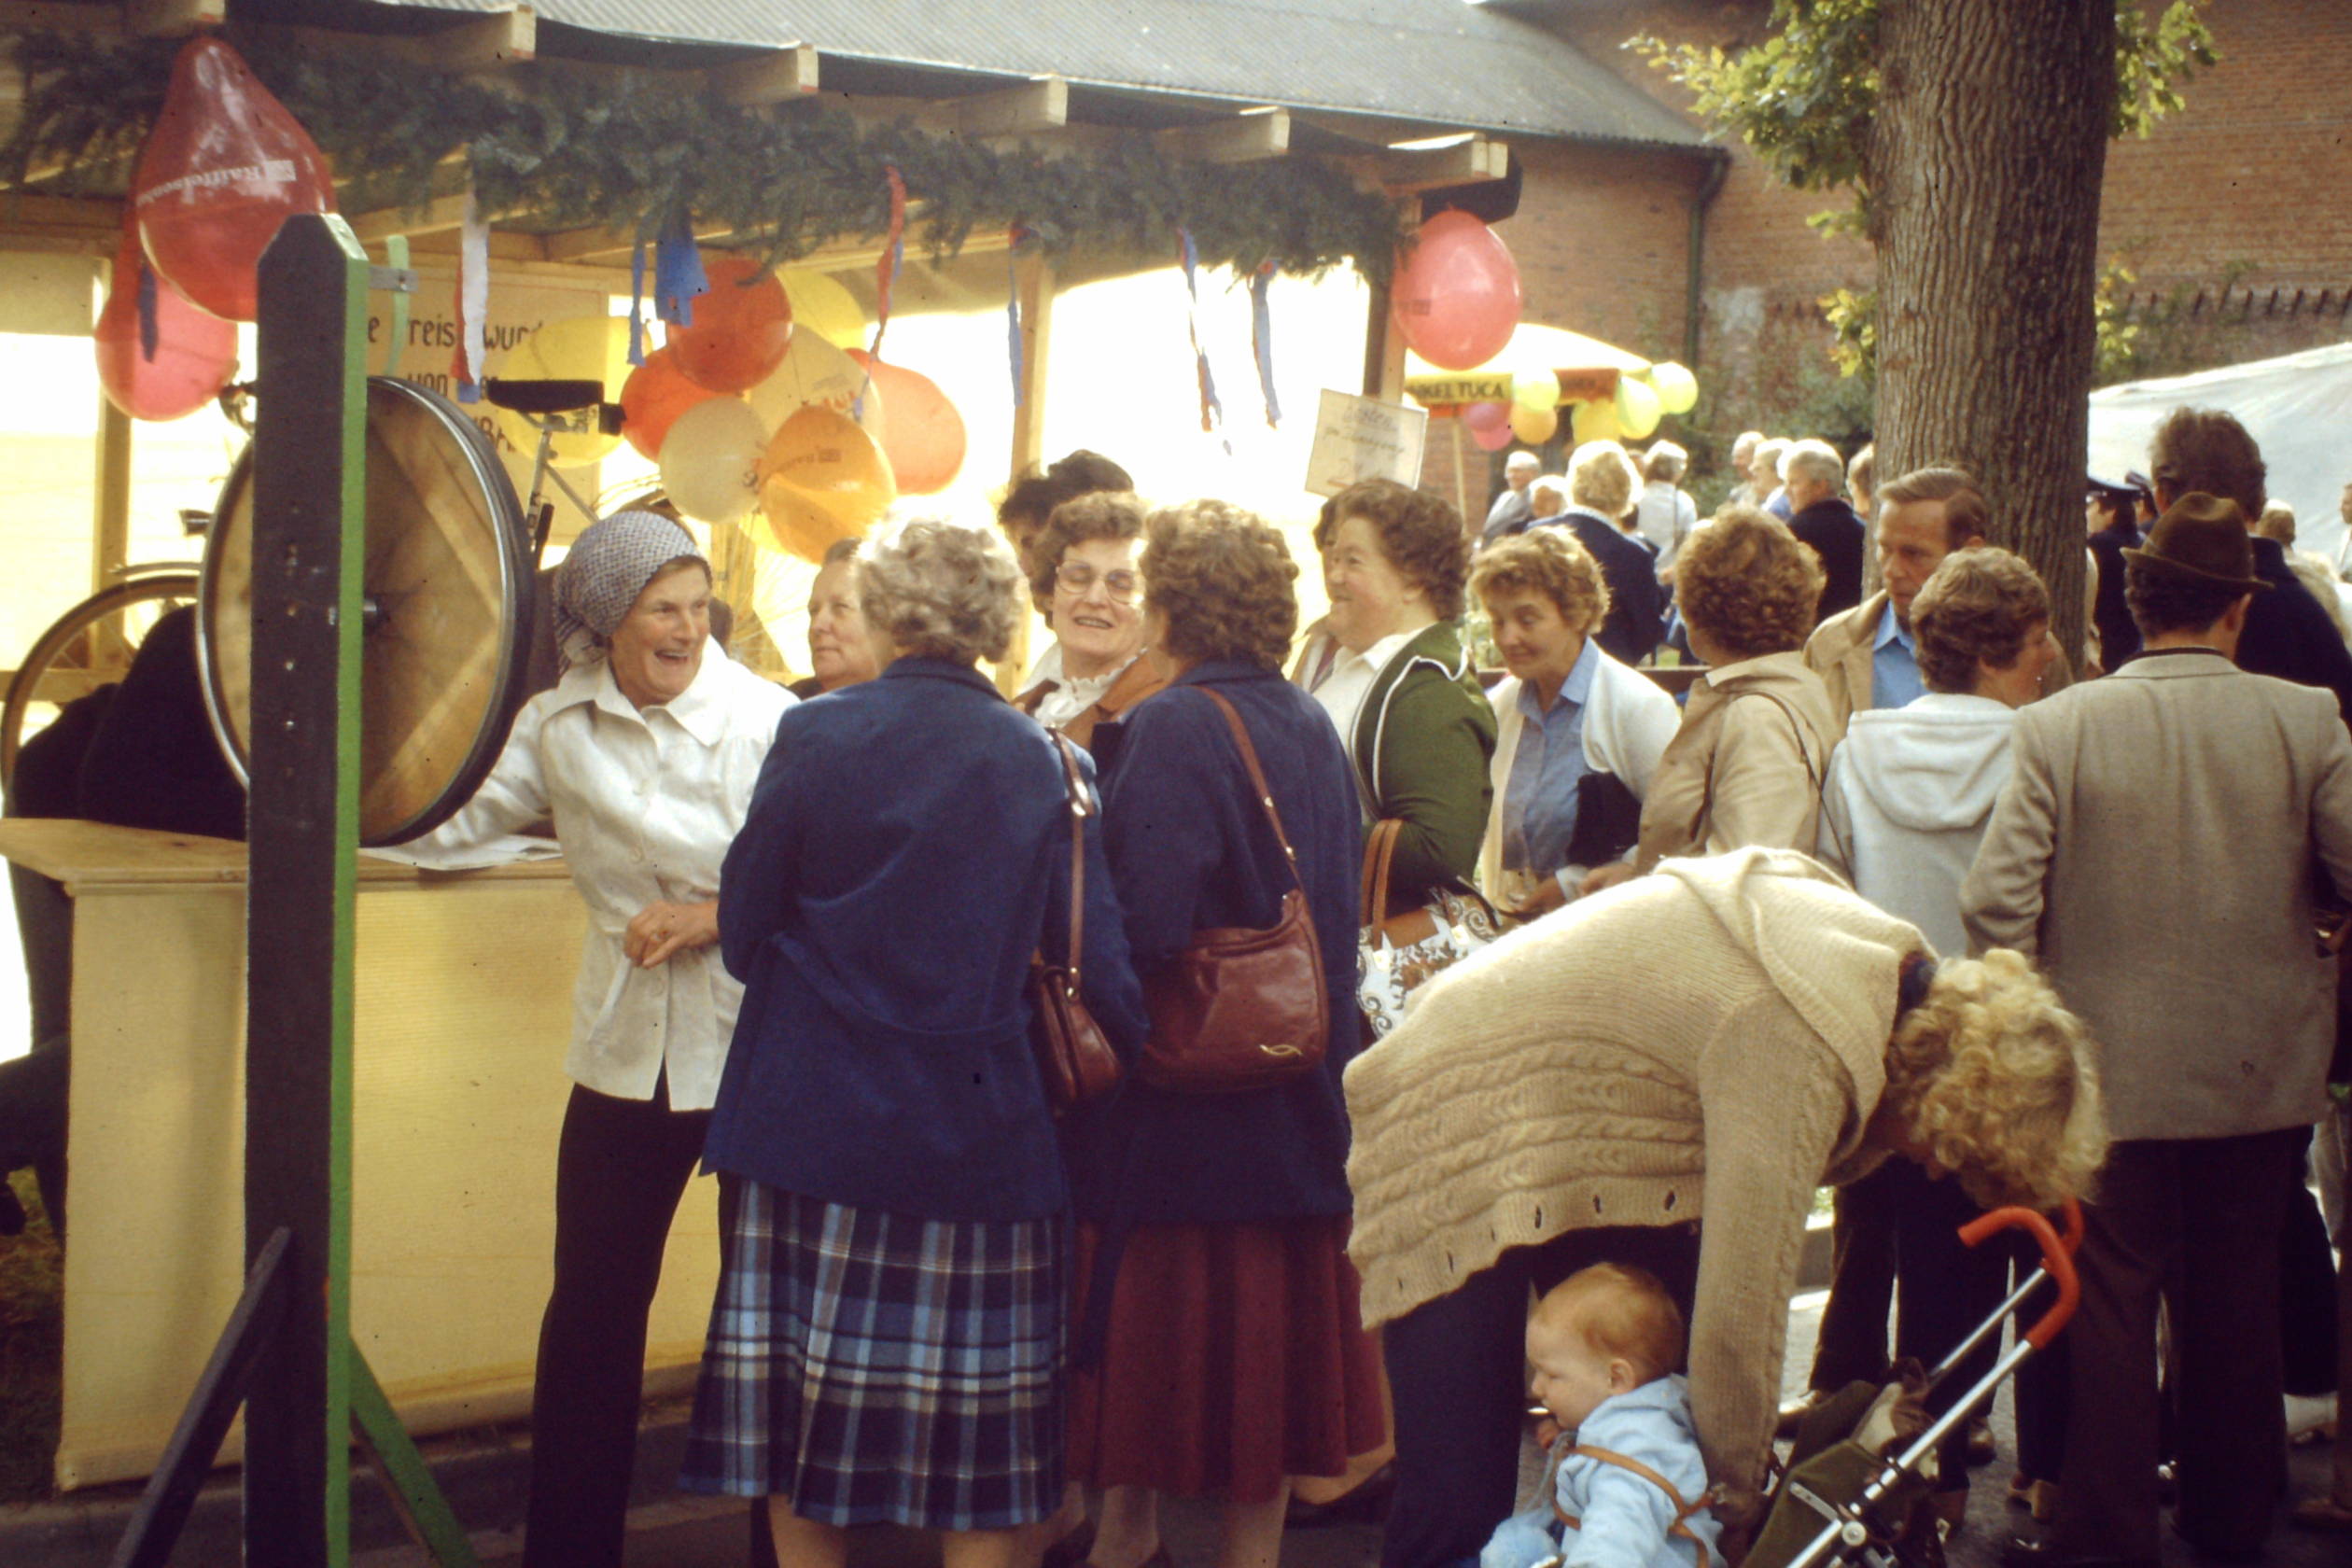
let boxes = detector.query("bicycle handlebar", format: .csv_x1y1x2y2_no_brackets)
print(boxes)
1958,1198,2082,1350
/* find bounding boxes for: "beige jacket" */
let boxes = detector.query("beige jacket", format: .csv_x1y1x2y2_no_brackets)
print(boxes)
1345,847,1924,1504
1633,651,1836,874
1962,650,2352,1141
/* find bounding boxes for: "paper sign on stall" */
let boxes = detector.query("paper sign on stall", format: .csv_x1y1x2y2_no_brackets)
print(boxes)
1304,390,1428,497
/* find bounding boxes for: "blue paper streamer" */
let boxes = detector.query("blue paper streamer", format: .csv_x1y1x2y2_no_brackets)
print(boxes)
654,212,708,329
1177,229,1228,454
1250,267,1281,427
135,256,158,363
628,231,648,367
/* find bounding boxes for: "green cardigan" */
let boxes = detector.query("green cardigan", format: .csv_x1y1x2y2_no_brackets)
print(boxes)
1348,621,1498,917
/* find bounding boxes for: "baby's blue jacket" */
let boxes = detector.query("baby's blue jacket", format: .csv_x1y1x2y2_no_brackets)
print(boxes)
1479,1375,1724,1568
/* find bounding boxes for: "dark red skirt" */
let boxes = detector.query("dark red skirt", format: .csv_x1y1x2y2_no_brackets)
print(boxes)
1066,1214,1387,1504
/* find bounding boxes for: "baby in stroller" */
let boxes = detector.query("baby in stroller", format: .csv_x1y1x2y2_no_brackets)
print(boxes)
1479,1264,1724,1568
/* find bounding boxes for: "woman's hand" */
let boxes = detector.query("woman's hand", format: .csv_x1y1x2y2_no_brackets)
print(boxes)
1505,876,1569,922
1577,861,1639,899
624,899,720,968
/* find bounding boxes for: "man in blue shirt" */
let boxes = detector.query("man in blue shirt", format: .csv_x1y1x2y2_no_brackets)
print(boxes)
1803,465,1993,734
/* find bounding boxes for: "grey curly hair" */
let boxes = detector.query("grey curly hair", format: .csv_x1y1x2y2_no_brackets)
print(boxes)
857,519,1023,665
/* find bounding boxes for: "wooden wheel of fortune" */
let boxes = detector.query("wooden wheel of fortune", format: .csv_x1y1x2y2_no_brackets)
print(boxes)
198,377,533,846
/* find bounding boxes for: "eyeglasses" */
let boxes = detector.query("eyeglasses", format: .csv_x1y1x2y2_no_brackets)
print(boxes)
1055,562,1141,603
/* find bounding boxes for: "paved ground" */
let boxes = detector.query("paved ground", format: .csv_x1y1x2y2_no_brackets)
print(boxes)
16,1293,2349,1567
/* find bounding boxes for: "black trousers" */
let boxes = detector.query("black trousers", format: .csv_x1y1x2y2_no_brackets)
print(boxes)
1810,1159,1903,1390
522,1079,715,1568
2053,1129,2300,1561
1379,1223,1701,1568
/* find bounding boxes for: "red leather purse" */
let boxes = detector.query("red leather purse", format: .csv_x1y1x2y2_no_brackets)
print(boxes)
1137,688,1331,1093
1029,730,1123,1112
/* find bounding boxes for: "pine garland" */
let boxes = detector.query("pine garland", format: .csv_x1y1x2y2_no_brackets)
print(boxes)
3,29,1405,281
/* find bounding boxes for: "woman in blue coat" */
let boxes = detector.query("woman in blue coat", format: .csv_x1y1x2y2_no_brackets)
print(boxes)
680,519,1147,1568
1065,499,1384,1568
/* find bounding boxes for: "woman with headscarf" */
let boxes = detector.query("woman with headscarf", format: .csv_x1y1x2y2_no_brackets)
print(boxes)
407,510,794,1568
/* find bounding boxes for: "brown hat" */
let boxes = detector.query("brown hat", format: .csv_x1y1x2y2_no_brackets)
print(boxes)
2122,492,2270,593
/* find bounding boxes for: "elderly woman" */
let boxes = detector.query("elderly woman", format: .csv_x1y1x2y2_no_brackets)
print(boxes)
680,520,1145,1568
1586,508,1836,897
1348,847,2107,1568
1293,478,1495,919
1016,492,1169,750
788,537,880,699
1635,439,1699,580
1546,441,1663,665
1813,548,2057,1528
1471,529,1678,921
998,448,1134,582
1066,500,1379,1568
406,511,793,1568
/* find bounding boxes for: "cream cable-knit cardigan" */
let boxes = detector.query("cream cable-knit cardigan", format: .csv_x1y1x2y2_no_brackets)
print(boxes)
1344,847,1927,1503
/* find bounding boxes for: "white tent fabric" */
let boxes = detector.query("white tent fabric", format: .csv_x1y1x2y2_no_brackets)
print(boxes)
2089,342,2352,570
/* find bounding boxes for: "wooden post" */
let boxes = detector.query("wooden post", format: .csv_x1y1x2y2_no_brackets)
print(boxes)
997,247,1057,694
243,211,369,1568
91,398,132,595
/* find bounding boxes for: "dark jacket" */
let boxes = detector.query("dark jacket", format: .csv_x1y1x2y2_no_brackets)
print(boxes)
2241,535,2352,727
2088,521,2142,672
1788,497,1867,623
706,657,1147,1222
1063,664,1364,1223
1555,510,1665,665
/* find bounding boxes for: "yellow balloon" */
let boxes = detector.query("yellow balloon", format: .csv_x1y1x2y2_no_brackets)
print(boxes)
658,397,767,525
1570,399,1621,444
780,269,868,350
489,315,632,469
747,329,886,443
1617,376,1662,441
1649,360,1700,415
1508,403,1558,445
1512,371,1558,413
754,405,898,562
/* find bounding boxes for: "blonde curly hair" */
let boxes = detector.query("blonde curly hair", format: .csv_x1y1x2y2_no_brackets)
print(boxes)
1883,950,2107,1211
858,518,1023,665
1673,506,1826,660
1469,527,1610,637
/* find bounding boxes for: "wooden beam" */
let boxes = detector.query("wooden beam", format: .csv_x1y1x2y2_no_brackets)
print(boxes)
707,45,819,105
345,192,476,246
1155,109,1290,164
123,0,224,36
92,394,132,596
0,3,124,36
425,7,535,72
537,210,1023,270
1359,137,1510,194
541,217,735,266
932,77,1067,139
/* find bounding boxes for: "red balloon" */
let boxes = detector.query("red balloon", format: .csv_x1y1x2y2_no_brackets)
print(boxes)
95,215,237,423
1391,210,1522,371
619,347,724,461
1470,420,1515,453
670,257,793,394
131,36,335,323
847,350,967,496
1462,400,1509,434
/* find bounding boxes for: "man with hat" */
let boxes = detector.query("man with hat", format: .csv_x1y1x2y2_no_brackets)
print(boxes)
1966,493,2352,1568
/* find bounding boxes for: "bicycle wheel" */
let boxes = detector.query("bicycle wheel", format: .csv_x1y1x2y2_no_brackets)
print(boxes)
1,573,203,790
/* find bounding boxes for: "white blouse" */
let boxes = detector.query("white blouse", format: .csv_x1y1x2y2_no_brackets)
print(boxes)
408,642,793,1110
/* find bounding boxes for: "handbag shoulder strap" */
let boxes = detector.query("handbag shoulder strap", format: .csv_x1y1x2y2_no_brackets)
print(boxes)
1044,729,1088,973
1192,685,1307,898
1362,818,1403,927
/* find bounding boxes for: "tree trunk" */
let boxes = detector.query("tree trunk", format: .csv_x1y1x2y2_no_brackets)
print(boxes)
1868,0,2117,665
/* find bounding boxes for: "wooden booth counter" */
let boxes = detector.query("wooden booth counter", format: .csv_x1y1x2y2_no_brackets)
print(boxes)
0,819,722,1491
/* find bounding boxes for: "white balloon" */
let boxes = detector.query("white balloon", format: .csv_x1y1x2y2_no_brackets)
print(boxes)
747,329,885,442
658,397,767,525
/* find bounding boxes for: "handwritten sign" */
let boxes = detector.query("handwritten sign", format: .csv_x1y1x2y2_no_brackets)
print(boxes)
1304,390,1428,497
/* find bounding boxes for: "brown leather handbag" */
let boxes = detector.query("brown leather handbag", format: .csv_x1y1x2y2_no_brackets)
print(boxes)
1137,687,1331,1093
1029,730,1123,1112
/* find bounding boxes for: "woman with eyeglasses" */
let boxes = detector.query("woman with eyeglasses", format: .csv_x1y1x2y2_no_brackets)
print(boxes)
1016,492,1169,751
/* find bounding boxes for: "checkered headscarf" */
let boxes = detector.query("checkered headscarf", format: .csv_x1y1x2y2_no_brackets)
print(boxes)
553,511,704,670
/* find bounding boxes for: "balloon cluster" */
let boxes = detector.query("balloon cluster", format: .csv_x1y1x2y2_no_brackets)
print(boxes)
502,253,971,562
1463,359,1701,452
99,35,337,421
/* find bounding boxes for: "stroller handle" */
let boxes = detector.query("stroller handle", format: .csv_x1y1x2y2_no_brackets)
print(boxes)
1958,1199,2081,1350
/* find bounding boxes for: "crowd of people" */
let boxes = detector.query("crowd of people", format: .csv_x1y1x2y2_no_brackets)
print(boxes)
380,402,2352,1568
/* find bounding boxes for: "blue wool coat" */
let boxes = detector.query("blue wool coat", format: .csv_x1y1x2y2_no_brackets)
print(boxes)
1062,662,1365,1224
705,657,1148,1222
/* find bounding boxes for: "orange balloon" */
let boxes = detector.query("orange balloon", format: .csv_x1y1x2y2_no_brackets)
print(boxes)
847,350,967,496
620,347,723,461
754,405,897,562
669,256,792,394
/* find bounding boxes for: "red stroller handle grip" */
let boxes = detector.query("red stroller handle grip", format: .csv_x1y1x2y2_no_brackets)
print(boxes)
1958,1202,2080,1350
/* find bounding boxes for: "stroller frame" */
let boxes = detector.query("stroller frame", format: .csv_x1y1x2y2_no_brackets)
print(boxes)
1774,1201,2085,1568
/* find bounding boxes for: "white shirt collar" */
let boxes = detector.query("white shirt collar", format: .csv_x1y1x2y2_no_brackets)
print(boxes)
553,636,743,748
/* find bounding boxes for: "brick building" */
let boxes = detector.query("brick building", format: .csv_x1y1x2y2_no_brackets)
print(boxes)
1445,0,2352,503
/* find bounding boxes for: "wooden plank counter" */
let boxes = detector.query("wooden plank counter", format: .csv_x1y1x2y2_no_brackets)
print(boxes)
0,819,721,1491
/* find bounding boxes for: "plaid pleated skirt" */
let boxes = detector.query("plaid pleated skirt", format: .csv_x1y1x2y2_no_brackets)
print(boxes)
679,1178,1067,1530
